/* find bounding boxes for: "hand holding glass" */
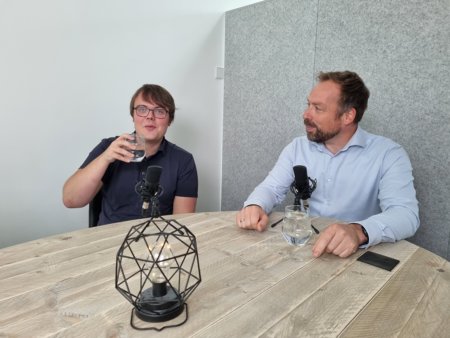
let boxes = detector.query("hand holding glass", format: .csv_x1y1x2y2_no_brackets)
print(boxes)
282,205,312,246
128,133,146,162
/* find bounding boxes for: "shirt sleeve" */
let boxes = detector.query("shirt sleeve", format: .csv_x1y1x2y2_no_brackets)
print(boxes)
244,141,297,213
356,145,420,247
80,137,115,169
175,154,198,198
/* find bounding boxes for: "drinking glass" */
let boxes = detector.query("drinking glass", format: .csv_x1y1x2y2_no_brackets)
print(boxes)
129,133,146,162
282,205,312,246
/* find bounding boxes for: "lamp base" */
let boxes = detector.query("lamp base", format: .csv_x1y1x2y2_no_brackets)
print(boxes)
135,286,184,322
130,303,189,331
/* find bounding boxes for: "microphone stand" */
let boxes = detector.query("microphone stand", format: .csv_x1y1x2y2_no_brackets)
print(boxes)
149,192,161,218
292,186,311,212
271,176,317,228
134,179,162,241
135,179,161,218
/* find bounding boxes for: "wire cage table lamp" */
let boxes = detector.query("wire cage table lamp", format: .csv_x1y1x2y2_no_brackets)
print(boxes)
115,166,201,331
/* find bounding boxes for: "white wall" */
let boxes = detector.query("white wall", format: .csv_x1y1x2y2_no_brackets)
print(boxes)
0,0,263,248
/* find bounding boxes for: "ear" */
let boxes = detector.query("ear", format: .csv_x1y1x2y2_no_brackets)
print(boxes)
342,107,357,125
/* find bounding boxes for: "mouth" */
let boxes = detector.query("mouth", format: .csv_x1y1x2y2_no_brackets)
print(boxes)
304,122,316,133
304,117,317,130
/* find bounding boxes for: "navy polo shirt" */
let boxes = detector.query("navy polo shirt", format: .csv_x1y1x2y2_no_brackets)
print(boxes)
81,137,198,225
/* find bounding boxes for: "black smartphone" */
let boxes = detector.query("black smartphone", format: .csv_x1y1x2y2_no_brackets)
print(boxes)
357,251,400,271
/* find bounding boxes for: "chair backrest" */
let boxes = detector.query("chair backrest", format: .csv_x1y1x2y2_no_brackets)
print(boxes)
88,191,102,227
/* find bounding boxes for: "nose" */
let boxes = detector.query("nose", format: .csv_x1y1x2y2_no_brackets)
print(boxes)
303,106,311,120
145,111,156,120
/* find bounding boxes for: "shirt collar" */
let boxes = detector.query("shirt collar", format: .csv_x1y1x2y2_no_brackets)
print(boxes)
142,137,168,162
158,137,168,154
340,126,368,151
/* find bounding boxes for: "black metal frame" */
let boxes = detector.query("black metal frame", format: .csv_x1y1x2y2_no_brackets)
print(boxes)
115,216,201,330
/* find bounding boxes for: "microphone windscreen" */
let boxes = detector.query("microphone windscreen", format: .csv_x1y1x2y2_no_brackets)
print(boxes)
145,165,162,186
293,165,308,191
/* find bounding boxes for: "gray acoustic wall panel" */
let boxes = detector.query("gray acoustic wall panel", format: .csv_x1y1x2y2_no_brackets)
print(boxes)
223,0,318,213
223,0,450,259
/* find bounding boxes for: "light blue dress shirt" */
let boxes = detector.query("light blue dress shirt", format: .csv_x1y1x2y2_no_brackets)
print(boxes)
244,127,420,247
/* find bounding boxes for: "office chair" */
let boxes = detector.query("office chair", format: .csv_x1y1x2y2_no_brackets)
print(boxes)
88,191,102,227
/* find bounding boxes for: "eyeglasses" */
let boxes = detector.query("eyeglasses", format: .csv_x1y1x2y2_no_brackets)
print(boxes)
134,105,168,119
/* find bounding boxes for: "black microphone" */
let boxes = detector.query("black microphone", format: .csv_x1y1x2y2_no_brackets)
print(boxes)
145,165,162,197
272,165,317,228
290,165,317,207
135,165,162,217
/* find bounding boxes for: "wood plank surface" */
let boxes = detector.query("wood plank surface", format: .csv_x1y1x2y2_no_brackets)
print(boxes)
0,211,448,338
340,247,450,338
193,241,418,338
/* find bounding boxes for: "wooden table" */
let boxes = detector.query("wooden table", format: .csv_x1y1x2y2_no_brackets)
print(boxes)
0,211,449,337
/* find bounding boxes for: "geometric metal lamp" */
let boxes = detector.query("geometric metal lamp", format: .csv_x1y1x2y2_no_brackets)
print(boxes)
115,216,201,331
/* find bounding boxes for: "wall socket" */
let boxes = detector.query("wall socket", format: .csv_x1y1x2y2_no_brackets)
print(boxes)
215,67,224,79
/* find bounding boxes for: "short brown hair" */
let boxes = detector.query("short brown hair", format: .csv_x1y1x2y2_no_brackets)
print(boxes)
318,71,370,123
129,84,176,123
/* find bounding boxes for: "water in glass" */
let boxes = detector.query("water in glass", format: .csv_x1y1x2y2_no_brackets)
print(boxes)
129,134,145,162
282,205,312,246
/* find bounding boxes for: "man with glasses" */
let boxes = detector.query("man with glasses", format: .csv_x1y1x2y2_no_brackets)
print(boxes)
63,84,198,225
236,71,419,258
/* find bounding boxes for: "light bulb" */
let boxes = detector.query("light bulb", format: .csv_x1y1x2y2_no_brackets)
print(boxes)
149,239,173,284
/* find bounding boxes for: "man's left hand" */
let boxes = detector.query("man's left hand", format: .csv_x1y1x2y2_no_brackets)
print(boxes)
312,223,365,258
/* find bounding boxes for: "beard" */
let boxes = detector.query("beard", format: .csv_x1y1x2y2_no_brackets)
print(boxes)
304,119,340,143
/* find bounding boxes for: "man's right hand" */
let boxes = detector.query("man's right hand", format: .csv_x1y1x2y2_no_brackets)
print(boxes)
101,133,135,164
63,133,135,208
236,205,269,232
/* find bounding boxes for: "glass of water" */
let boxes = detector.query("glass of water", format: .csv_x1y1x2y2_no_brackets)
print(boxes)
282,205,312,246
129,133,146,162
